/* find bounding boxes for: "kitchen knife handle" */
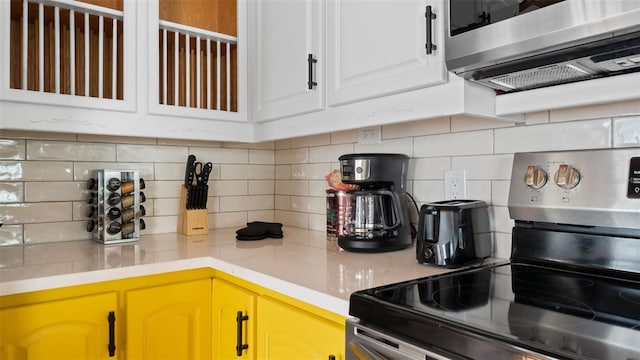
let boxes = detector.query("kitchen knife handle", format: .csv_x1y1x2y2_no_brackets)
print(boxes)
236,311,249,356
107,311,116,357
185,154,196,187
307,53,318,90
425,5,437,54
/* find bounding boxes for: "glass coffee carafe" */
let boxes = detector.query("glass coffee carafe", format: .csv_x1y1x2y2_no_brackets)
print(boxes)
341,190,403,240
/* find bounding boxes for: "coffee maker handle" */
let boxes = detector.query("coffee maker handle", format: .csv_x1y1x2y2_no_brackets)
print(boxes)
379,190,403,231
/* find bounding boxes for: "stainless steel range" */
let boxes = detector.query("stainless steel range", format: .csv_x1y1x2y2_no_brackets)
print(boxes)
346,148,640,360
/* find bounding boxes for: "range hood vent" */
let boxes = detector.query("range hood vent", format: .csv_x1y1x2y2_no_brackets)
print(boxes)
464,32,640,93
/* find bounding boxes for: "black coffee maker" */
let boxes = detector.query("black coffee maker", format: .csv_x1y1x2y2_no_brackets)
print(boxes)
337,153,412,252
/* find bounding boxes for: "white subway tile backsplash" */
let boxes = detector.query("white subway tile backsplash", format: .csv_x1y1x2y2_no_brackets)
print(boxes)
414,130,493,158
143,215,178,234
28,141,116,161
275,195,291,210
155,163,187,180
355,137,413,155
291,163,332,180
492,206,513,233
73,162,155,181
308,213,326,232
412,180,445,203
77,134,157,145
494,118,611,154
209,212,247,229
491,180,511,207
275,165,291,180
220,195,273,212
25,182,86,202
275,210,308,229
1,161,73,181
309,143,354,163
291,196,325,214
249,180,274,195
0,139,25,160
192,147,248,164
290,133,331,148
0,225,23,246
452,154,514,180
0,202,71,224
249,149,275,164
409,157,450,180
248,210,275,223
613,116,640,148
153,197,181,216
275,148,309,164
221,164,274,180
275,180,308,196
466,181,492,204
0,182,23,203
212,180,248,196
309,180,329,197
493,232,512,259
24,221,91,243
144,180,183,198
331,129,359,144
117,144,187,163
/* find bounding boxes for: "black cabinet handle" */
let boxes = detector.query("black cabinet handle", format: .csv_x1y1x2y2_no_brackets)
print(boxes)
236,311,249,356
328,356,336,360
425,5,437,54
107,311,116,357
307,53,318,90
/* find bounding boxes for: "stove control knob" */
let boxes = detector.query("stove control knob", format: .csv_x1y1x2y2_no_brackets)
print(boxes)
524,165,548,190
554,164,580,190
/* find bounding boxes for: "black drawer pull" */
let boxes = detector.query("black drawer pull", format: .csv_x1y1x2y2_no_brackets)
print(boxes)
236,311,249,356
425,5,437,54
307,53,318,90
107,311,116,357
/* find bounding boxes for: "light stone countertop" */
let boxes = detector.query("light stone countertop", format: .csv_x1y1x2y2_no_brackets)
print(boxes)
0,227,463,316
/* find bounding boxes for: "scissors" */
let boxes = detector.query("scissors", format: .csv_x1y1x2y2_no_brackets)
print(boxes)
191,161,212,186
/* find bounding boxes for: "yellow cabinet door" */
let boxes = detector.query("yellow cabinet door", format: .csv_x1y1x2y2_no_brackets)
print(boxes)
125,279,211,360
0,292,118,359
212,279,256,359
256,296,344,360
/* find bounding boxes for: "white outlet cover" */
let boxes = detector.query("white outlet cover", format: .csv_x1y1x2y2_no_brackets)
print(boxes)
444,169,467,199
358,126,381,144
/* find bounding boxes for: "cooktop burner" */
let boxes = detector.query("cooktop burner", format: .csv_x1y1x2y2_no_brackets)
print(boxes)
351,262,640,360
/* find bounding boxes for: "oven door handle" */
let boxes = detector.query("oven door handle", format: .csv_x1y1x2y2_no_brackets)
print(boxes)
348,340,389,360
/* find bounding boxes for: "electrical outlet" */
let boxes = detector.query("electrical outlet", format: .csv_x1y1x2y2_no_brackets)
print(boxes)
444,169,467,200
358,126,381,144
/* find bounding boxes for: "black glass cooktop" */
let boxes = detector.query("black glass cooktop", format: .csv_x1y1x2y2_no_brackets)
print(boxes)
350,262,640,360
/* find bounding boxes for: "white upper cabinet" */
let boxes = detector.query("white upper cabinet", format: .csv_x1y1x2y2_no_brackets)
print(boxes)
326,0,447,106
0,0,252,142
251,0,324,122
0,0,137,112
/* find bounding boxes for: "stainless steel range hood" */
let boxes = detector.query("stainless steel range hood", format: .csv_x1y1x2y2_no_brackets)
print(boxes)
445,1,640,93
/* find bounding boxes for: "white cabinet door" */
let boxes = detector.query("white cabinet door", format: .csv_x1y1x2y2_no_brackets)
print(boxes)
326,0,447,106
252,0,324,122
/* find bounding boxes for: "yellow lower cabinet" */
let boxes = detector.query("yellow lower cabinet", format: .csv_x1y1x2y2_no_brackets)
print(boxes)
256,296,344,360
212,279,256,359
125,278,212,360
0,292,119,359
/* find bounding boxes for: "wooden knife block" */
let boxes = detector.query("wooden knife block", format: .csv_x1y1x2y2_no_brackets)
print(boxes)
178,186,209,236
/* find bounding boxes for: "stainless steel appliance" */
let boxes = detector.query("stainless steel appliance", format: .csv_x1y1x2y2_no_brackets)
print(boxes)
416,199,491,267
445,0,640,92
338,153,412,252
346,148,640,360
